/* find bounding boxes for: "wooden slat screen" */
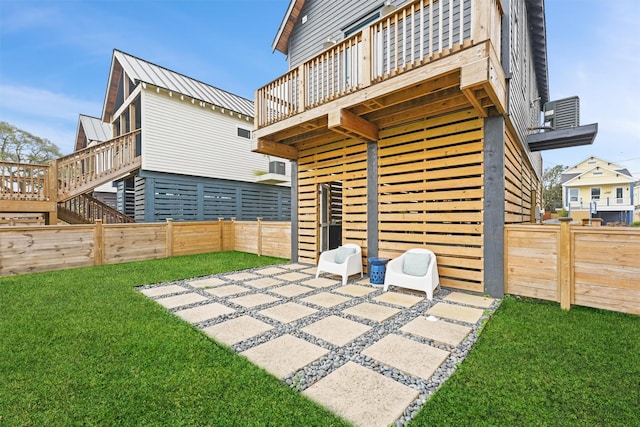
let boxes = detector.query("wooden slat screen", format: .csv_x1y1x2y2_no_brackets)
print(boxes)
377,109,484,292
504,128,539,223
297,136,368,265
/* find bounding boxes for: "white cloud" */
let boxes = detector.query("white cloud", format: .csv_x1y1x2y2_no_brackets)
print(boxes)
0,84,100,155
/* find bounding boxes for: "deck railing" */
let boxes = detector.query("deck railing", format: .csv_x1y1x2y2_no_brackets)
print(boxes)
256,0,501,128
0,161,51,201
58,193,134,224
57,129,141,200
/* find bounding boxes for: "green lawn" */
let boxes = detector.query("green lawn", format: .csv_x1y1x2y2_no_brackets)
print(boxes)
2,253,638,426
410,296,639,426
0,252,349,426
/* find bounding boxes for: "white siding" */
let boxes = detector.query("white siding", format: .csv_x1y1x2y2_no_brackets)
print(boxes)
140,89,289,183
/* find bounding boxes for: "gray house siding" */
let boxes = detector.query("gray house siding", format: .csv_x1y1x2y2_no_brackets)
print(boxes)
130,171,291,222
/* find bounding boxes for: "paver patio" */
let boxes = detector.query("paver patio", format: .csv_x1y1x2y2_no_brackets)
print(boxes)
139,263,498,427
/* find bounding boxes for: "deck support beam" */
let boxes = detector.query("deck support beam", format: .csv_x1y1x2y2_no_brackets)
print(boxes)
328,109,378,142
254,138,298,160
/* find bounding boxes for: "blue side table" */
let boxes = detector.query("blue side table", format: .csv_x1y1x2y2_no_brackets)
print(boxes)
368,257,389,285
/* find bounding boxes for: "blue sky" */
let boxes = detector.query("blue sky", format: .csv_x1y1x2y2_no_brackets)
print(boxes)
1,0,639,176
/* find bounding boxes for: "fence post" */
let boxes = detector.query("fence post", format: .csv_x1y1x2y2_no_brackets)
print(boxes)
218,217,224,252
559,217,572,310
94,219,104,266
231,217,236,251
257,217,263,256
47,159,58,225
166,218,173,258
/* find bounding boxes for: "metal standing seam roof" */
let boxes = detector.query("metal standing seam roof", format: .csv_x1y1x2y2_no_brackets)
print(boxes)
79,114,113,142
113,49,254,118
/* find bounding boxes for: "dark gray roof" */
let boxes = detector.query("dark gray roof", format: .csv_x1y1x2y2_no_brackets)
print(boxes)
525,0,550,104
560,172,580,184
616,168,632,177
113,50,254,118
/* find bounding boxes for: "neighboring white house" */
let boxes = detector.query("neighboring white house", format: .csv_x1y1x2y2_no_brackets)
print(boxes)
76,49,291,222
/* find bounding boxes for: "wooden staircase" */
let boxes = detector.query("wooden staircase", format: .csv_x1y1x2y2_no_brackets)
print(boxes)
57,193,134,224
1,129,141,224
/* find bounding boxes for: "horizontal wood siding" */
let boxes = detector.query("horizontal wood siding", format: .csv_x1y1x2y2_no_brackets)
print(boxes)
572,229,640,314
0,226,94,275
297,136,368,265
0,220,291,276
103,223,166,263
504,128,539,224
171,221,221,256
378,109,483,292
138,171,291,222
505,225,558,300
505,224,640,315
142,89,289,182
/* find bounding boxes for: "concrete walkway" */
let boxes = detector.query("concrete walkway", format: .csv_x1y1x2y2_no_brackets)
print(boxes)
139,263,498,426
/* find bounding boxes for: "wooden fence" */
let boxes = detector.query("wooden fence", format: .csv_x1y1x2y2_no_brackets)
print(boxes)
0,218,291,276
505,219,640,315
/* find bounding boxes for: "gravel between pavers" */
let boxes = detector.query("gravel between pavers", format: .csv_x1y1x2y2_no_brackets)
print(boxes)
137,264,500,426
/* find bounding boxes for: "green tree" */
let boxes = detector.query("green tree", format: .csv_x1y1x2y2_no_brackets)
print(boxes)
0,121,62,163
542,164,567,212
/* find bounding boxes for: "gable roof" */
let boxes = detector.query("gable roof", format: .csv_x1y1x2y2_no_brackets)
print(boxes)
562,156,633,178
272,0,305,54
75,114,113,151
562,164,635,187
102,49,254,120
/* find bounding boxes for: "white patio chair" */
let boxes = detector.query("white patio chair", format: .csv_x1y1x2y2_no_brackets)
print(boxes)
383,248,439,300
315,243,363,286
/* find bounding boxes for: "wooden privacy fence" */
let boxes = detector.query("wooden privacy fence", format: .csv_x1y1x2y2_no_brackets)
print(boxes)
505,219,640,315
0,218,291,276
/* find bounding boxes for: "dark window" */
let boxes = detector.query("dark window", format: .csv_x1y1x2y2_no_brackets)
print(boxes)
237,128,251,139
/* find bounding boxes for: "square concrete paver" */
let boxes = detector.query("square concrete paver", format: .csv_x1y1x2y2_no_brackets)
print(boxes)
301,277,339,288
333,284,376,297
275,272,311,282
427,302,484,324
304,361,419,427
258,302,318,323
363,334,449,380
140,285,188,297
241,334,329,378
343,302,400,322
300,267,318,275
156,293,208,309
254,267,288,275
230,293,280,308
301,292,352,308
224,272,260,281
444,292,495,308
280,263,307,270
302,315,372,346
205,284,250,297
203,315,274,346
244,277,282,289
270,284,315,298
400,317,472,347
174,302,235,323
374,292,423,308
188,277,227,288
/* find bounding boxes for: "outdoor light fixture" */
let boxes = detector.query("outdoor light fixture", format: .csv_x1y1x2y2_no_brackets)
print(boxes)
381,0,396,15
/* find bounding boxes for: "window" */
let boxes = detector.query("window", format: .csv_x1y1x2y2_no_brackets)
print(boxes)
569,188,579,203
590,187,601,200
615,187,624,204
237,128,251,139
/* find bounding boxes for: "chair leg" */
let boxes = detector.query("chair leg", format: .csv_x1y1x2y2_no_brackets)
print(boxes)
315,270,320,279
342,275,347,286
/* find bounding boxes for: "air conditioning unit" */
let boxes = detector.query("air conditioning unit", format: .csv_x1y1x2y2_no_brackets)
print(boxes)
543,96,580,130
269,161,285,175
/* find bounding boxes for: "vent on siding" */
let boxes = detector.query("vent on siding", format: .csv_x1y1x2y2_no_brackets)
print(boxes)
269,161,285,175
544,96,580,130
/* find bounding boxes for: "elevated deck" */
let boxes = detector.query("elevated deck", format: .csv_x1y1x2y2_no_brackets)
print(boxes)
254,0,505,159
1,130,140,224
